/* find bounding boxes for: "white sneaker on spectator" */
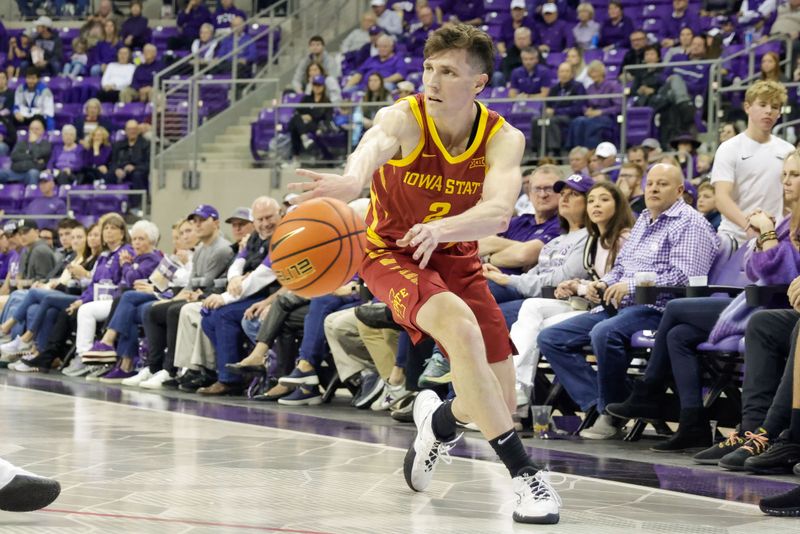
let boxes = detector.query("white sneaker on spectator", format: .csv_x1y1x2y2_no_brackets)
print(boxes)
121,368,154,387
0,336,32,357
579,414,623,440
512,469,562,524
370,382,412,411
62,358,89,377
139,369,172,389
9,360,41,373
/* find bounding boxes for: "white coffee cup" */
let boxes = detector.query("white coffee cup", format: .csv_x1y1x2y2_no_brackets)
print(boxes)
634,271,657,287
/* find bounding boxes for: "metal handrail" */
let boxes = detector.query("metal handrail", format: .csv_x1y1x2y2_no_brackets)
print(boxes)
65,188,149,216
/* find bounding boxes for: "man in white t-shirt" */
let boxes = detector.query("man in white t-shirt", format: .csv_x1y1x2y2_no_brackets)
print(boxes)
711,80,793,245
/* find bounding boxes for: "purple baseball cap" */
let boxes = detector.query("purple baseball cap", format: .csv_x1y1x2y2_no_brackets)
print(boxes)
554,174,595,194
188,204,220,221
38,170,54,182
368,25,382,35
311,75,326,85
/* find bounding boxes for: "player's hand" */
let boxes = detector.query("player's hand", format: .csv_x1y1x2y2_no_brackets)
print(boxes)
603,281,629,308
396,223,442,269
288,169,362,203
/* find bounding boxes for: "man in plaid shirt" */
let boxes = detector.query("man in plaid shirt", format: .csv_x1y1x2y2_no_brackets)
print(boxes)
538,163,718,439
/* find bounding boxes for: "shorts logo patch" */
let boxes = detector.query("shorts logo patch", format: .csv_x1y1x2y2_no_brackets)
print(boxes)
389,287,409,320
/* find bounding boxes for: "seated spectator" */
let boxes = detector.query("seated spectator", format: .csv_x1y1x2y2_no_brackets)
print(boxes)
712,81,793,245
0,72,14,155
538,163,718,440
213,16,257,75
407,5,440,57
0,117,50,185
340,11,377,54
566,46,591,88
671,133,701,179
770,0,800,39
535,2,573,54
302,61,341,103
718,120,740,144
120,44,160,104
110,120,149,193
350,25,383,72
620,30,647,75
371,0,404,35
86,0,123,27
75,98,112,140
565,60,621,150
345,34,406,90
80,125,112,183
6,31,33,80
500,2,534,57
616,162,646,213
98,47,135,103
30,17,63,76
395,80,415,99
61,38,89,79
509,181,634,410
630,45,664,107
47,125,84,184
212,0,246,35
13,67,54,130
626,145,647,169
291,35,339,94
573,2,600,50
16,219,57,286
88,19,123,78
478,165,563,273
696,181,721,230
715,15,741,47
361,72,391,130
598,1,634,49
121,0,150,50
664,26,694,63
568,146,590,176
499,26,532,84
508,47,551,98
702,0,738,16
531,62,585,156
191,23,217,68
22,172,66,229
441,0,483,27
169,0,213,51
593,141,620,181
760,51,786,83
287,75,334,159
661,0,699,48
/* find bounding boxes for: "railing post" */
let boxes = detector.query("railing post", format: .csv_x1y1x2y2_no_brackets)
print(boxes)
619,88,628,156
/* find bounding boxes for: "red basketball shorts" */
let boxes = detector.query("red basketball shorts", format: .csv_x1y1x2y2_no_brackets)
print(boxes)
360,246,513,363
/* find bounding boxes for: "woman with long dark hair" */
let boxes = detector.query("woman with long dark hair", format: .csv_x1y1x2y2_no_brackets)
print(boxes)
287,75,333,159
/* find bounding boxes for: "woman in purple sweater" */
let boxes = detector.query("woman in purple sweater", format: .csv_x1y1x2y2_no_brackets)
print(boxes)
604,148,800,451
565,60,621,151
47,125,85,185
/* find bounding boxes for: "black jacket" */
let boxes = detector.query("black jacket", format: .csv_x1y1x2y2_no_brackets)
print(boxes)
111,136,150,174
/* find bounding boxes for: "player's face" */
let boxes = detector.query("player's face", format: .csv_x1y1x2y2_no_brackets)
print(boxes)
422,49,487,117
587,187,616,227
782,155,800,204
745,97,781,133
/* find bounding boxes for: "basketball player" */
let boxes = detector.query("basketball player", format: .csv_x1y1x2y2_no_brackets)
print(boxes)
0,457,60,511
290,24,560,523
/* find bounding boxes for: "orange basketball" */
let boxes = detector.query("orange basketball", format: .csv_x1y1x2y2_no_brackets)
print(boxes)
270,197,367,298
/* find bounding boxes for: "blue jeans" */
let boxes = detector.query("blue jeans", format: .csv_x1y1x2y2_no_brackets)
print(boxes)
108,291,157,359
241,316,261,344
298,293,361,368
2,290,29,338
62,61,86,77
30,293,79,349
566,115,616,150
538,305,663,412
488,280,525,328
0,169,40,185
201,297,263,384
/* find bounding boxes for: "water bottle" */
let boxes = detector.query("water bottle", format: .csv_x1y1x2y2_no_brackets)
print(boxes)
591,34,599,49
745,30,753,48
351,105,364,146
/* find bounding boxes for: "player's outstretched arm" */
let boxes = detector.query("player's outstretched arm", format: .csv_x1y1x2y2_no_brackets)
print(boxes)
398,123,525,268
288,102,413,204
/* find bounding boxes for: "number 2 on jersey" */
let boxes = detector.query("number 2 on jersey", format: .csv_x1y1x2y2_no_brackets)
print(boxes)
422,202,452,223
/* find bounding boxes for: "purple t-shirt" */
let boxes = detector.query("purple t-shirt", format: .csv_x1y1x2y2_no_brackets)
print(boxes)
357,54,407,87
24,195,67,229
509,64,553,95
498,214,561,274
48,144,85,173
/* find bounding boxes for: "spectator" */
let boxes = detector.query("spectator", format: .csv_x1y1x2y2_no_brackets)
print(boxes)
22,171,66,229
0,72,14,154
598,1,634,49
86,0,123,27
303,62,341,104
616,162,646,213
120,43,160,104
718,120,740,144
712,81,793,244
497,1,532,57
17,219,57,283
661,0,699,48
88,19,122,78
716,15,741,46
671,35,710,101
500,26,533,84
671,133,701,179
396,80,415,98
13,67,54,130
535,2,574,54
572,3,600,50
509,47,551,98
61,38,89,79
170,0,213,51
0,229,12,282
531,61,585,155
212,0,246,35
340,12,377,54
370,0,404,35
479,165,563,273
696,181,721,230
566,46,591,88
569,146,590,175
291,35,338,94
75,98,112,140
0,117,50,185
351,25,383,72
110,119,149,192
565,60,621,150
407,5,440,57
47,124,84,184
121,1,150,50
620,30,647,75
362,72,391,130
771,0,800,39
593,141,619,181
225,206,253,252
213,16,256,75
345,34,406,90
626,145,647,169
664,27,694,62
191,23,217,68
6,31,33,80
98,47,135,103
630,45,664,107
702,0,739,16
287,75,334,159
441,0,483,27
538,163,718,439
760,51,786,83
31,17,63,76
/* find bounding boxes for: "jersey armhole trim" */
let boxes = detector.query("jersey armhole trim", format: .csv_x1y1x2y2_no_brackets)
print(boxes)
387,96,425,167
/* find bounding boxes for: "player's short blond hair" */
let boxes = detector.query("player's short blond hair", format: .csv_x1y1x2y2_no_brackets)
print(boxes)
744,80,787,106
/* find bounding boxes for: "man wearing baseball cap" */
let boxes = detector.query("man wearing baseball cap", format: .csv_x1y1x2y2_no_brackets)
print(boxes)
32,16,63,76
16,219,56,283
137,204,234,389
592,142,620,182
224,206,254,254
22,171,66,230
370,0,403,36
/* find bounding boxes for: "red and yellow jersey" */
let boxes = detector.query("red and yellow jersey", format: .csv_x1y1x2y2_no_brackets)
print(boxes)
364,93,505,256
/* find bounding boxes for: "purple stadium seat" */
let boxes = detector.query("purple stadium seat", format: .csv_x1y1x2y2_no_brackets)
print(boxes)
641,4,671,20
481,24,502,42
404,56,424,75
583,49,603,64
484,11,507,27
625,107,654,145
16,130,27,143
55,102,81,129
545,51,565,69
642,18,660,37
0,184,26,214
67,76,101,103
603,48,627,68
61,184,89,214
90,184,131,215
484,0,511,11
44,76,72,101
24,183,59,200
111,130,126,143
0,156,10,170
152,26,179,52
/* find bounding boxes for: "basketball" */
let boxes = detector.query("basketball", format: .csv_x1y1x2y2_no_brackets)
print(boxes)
270,197,367,298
